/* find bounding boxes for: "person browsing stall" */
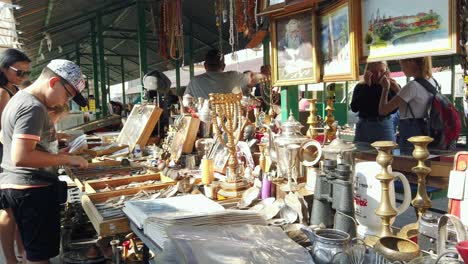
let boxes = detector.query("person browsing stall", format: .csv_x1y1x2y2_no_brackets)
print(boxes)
183,49,257,100
0,48,31,264
350,61,400,143
0,59,88,263
378,57,434,150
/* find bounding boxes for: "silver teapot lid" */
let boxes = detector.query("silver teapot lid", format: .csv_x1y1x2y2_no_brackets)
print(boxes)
323,130,355,153
281,110,303,131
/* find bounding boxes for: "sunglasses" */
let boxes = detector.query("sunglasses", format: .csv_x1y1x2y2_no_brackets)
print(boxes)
59,79,75,101
9,66,31,78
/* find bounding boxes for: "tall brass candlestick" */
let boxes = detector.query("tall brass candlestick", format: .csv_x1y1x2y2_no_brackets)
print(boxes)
408,136,433,219
306,99,319,139
324,98,336,144
209,93,248,197
397,136,434,240
371,141,398,239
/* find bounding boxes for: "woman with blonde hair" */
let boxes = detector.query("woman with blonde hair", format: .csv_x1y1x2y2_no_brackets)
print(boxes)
378,56,434,150
350,61,400,143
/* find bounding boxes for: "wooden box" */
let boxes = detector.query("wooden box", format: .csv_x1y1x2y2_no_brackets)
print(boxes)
169,116,200,161
83,173,174,194
81,182,175,237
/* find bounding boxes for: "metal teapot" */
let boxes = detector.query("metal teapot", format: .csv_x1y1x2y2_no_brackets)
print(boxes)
263,111,321,180
322,129,356,168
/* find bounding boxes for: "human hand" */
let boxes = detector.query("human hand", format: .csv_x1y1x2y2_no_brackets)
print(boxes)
389,78,400,92
379,75,391,90
66,155,88,169
364,71,373,86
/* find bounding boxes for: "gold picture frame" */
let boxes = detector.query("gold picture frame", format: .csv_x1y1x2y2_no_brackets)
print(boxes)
357,0,457,62
271,9,320,86
258,0,286,16
319,0,359,82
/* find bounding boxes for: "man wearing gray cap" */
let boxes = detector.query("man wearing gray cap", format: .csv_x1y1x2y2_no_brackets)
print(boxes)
0,59,88,263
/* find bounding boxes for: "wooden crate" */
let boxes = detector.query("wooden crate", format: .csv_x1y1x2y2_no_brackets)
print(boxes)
81,182,175,237
65,162,145,181
83,173,174,194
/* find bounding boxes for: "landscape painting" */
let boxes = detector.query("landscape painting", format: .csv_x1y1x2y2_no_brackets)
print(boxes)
360,0,456,61
320,1,358,81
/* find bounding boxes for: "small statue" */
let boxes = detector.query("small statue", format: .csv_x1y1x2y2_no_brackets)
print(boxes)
243,124,258,153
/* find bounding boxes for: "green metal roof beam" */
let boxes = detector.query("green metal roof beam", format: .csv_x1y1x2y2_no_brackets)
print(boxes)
81,53,139,58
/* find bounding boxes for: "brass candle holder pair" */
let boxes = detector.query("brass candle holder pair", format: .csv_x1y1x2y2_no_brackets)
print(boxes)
370,136,433,245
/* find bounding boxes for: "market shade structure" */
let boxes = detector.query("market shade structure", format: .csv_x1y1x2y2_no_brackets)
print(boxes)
15,0,259,81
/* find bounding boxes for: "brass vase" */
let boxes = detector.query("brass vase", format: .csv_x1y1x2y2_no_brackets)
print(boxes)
371,141,398,240
398,136,433,239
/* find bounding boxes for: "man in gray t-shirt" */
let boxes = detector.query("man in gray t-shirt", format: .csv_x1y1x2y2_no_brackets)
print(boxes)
183,49,256,100
0,60,88,262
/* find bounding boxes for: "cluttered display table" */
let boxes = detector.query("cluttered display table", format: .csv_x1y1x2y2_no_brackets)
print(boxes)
56,94,468,264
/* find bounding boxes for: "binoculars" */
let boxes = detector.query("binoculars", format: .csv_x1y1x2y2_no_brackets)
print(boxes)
311,159,356,238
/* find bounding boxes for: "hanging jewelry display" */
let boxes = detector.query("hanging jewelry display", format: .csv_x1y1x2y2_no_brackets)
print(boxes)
169,0,184,61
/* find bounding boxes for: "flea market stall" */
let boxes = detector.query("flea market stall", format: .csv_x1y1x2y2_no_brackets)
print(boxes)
9,0,468,263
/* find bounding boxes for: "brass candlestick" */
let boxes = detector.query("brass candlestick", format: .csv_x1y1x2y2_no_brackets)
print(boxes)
371,141,398,239
409,136,433,219
258,143,267,172
209,93,248,197
324,97,336,144
398,136,434,239
306,99,319,139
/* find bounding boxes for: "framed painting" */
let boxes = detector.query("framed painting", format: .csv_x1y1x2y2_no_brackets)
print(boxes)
319,0,359,82
258,0,285,16
359,0,457,62
271,9,320,86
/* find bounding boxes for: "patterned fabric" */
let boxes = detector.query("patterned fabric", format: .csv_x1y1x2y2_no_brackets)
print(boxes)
46,59,87,107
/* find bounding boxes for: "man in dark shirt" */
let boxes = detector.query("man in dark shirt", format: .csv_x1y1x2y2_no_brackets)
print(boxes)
0,59,88,262
350,61,400,143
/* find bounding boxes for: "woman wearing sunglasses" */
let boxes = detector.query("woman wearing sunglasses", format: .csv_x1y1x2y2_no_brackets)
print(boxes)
0,48,31,264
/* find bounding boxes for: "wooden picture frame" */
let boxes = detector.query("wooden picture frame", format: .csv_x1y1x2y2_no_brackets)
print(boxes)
271,9,320,86
116,104,162,151
258,0,286,16
319,0,359,82
169,115,201,162
357,0,457,62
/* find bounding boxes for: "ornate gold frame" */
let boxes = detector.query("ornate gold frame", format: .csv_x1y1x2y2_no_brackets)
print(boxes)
318,0,359,82
271,8,320,86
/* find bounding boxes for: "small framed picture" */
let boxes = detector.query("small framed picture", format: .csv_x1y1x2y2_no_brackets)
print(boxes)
319,0,359,82
271,8,320,86
258,0,285,16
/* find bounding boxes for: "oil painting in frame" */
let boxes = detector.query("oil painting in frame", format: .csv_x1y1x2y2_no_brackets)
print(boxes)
271,9,320,86
359,0,457,62
319,0,359,82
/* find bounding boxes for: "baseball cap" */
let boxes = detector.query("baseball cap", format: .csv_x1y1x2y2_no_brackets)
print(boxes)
46,59,87,107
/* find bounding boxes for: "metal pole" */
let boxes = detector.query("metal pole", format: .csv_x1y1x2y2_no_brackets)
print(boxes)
97,11,108,116
107,63,111,102
176,59,181,95
75,42,80,66
189,25,194,79
121,57,126,106
137,0,147,100
281,86,299,122
90,20,100,117
263,35,270,66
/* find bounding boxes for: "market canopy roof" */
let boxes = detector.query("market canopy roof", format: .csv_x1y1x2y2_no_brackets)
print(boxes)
13,0,461,86
12,0,253,85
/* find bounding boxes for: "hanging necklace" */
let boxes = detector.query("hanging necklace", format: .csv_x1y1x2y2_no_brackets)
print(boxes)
229,0,235,55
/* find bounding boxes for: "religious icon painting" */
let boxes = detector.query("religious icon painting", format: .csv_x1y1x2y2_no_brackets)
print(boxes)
271,9,320,86
319,0,359,82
